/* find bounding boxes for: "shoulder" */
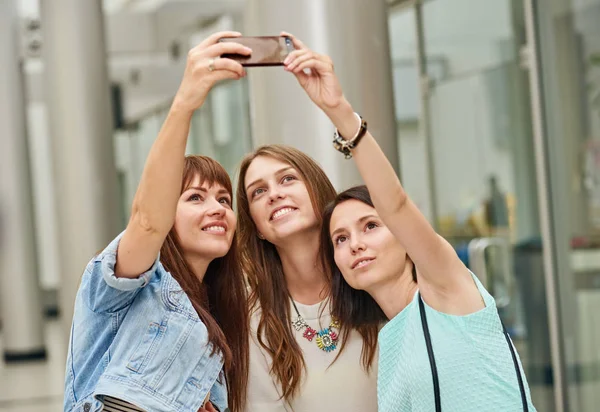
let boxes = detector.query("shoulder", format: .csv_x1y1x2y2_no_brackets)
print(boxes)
379,297,417,345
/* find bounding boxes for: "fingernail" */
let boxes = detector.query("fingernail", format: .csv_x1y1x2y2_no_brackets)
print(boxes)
284,57,290,65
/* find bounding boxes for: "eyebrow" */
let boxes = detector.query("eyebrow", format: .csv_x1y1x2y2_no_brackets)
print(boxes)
330,214,379,238
185,186,231,196
245,166,295,192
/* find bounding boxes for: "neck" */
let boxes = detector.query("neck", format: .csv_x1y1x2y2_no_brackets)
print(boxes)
186,254,211,283
368,265,418,320
275,229,327,305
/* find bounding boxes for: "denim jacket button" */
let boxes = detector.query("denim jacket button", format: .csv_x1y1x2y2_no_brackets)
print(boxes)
83,403,91,412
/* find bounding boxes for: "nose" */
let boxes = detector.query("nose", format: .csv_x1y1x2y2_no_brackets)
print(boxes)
267,186,285,204
349,235,366,254
206,198,226,217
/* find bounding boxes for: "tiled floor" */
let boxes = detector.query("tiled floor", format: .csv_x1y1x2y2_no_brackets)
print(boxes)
0,319,64,412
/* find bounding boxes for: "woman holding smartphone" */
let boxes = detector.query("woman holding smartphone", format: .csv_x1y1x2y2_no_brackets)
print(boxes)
283,33,536,411
64,31,250,412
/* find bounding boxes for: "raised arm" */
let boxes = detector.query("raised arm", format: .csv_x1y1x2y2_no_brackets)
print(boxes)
283,33,482,312
115,32,250,278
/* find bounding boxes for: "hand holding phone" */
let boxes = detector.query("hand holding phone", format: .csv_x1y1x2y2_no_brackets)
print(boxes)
219,36,295,67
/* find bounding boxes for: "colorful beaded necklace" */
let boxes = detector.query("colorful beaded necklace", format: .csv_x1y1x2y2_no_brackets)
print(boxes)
290,299,340,353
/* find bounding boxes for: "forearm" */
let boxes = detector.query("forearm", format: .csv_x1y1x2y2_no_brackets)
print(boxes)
115,29,246,278
326,102,474,300
129,102,194,235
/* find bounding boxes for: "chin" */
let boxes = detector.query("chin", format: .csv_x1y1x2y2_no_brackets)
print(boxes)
213,243,232,257
352,271,384,292
196,240,232,260
197,249,229,262
351,280,373,292
274,219,318,239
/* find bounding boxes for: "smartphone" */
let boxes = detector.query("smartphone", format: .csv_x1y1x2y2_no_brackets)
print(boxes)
219,36,295,67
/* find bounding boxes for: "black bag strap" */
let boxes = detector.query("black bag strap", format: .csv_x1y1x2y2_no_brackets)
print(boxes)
502,323,529,411
418,294,442,412
417,292,529,412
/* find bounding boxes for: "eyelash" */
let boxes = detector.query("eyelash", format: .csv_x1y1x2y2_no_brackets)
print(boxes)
366,222,378,231
252,188,265,197
334,235,347,246
252,175,297,198
333,221,378,246
187,193,231,206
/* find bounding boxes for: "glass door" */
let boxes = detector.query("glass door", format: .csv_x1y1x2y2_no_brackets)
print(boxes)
389,0,558,409
533,0,600,410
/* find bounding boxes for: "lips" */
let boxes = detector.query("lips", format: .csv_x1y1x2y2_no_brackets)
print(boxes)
269,206,297,221
201,221,228,234
351,256,375,269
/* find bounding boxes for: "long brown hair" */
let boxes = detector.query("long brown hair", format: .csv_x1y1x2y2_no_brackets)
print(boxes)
236,145,336,400
160,156,249,412
321,185,417,370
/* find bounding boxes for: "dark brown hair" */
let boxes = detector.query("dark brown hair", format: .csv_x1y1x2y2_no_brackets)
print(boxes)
235,145,336,400
321,185,417,369
160,156,248,412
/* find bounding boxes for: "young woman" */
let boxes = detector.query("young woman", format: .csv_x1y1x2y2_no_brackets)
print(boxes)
281,33,536,411
64,31,250,412
237,143,379,412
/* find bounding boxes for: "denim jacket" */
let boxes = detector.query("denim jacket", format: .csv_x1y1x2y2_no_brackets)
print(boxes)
64,233,228,412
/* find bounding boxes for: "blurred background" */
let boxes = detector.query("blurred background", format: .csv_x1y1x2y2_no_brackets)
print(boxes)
0,0,599,411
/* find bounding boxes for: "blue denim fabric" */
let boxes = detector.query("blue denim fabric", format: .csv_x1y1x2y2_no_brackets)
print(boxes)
63,233,228,412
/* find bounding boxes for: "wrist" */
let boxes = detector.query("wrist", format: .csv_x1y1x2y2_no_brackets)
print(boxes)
325,99,358,139
170,97,197,119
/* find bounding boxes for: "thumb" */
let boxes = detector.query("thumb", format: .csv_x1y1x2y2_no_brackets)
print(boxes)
293,70,309,88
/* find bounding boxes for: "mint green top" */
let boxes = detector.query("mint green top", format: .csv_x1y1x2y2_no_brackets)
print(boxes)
378,274,536,412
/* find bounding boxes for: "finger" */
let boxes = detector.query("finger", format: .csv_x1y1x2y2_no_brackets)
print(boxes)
212,68,244,83
280,31,306,50
191,56,243,78
199,31,242,48
212,57,246,77
292,69,309,87
205,402,218,412
206,41,252,58
286,51,318,71
283,49,309,66
293,58,332,75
